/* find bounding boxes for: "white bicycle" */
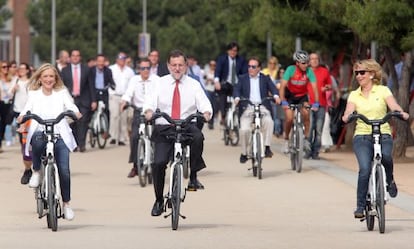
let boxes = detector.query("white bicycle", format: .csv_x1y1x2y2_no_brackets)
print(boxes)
21,111,78,232
347,111,404,234
88,90,109,149
223,96,239,146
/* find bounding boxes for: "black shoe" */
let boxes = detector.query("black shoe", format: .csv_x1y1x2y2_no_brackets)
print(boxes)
73,147,78,152
354,207,365,219
20,169,32,185
264,147,273,158
187,180,198,191
118,141,126,146
312,154,320,160
110,139,116,145
304,153,311,160
240,154,248,163
127,167,138,178
387,180,398,198
79,146,86,152
195,179,204,189
151,201,164,216
208,123,214,130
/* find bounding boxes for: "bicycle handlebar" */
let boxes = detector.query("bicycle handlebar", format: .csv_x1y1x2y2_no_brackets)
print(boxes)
151,111,206,126
20,111,78,126
288,103,311,110
347,111,404,125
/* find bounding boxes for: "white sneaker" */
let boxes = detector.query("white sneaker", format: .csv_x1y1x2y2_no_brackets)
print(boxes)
28,171,40,188
63,206,75,220
283,140,289,154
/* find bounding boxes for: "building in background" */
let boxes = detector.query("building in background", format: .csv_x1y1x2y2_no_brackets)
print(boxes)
0,0,33,64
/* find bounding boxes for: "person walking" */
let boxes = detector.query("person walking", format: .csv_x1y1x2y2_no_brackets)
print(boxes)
148,49,169,77
143,50,212,216
0,60,14,152
61,49,97,152
108,52,135,146
306,53,333,160
9,63,33,184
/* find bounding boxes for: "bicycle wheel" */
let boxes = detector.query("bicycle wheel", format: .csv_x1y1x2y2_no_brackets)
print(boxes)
137,139,147,187
182,146,190,179
88,129,96,148
295,125,304,173
46,164,58,231
256,132,263,180
289,127,296,171
223,128,230,146
171,164,182,230
376,165,385,233
365,194,375,231
230,112,239,146
96,113,109,149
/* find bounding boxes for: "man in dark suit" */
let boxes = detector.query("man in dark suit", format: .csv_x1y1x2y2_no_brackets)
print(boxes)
148,49,169,77
214,41,248,125
88,54,115,127
61,49,97,152
233,56,280,163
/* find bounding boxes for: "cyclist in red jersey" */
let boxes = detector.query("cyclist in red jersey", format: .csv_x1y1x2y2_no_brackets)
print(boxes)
279,50,319,153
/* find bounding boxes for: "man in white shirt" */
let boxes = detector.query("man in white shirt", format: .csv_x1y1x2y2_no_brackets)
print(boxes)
121,58,159,178
144,50,212,217
108,52,135,146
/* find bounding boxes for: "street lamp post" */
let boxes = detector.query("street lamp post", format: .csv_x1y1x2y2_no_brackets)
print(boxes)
98,0,102,54
51,0,56,64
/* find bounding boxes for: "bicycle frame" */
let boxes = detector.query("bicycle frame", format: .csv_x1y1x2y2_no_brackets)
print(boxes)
43,131,62,206
226,96,237,130
91,100,106,132
250,104,264,160
169,142,186,201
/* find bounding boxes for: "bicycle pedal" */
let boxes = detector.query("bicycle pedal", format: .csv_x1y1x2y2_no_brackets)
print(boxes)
359,218,366,222
163,213,172,219
180,214,186,219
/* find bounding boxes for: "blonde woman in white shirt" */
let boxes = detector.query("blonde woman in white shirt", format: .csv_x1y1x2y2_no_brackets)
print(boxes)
17,63,82,220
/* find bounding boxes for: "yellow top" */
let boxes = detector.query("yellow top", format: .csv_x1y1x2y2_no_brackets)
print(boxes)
348,84,392,135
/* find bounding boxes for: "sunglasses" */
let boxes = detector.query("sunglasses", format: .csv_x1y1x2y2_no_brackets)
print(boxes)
248,65,258,69
2,65,8,69
354,70,367,76
139,66,151,71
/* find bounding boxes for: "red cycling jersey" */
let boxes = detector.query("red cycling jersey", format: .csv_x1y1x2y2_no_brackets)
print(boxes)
283,65,316,97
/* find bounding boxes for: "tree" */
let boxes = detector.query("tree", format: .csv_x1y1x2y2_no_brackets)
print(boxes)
0,0,11,28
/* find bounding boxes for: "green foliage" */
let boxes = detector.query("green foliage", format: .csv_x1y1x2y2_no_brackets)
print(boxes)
0,0,12,28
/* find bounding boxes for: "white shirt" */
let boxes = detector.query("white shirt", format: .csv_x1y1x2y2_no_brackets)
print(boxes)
122,74,160,108
249,76,261,104
109,64,135,96
144,74,212,125
20,88,80,156
9,78,29,113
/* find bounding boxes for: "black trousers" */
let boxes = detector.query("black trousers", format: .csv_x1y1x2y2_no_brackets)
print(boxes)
151,124,206,201
128,109,143,164
72,98,92,148
217,82,234,121
96,90,110,123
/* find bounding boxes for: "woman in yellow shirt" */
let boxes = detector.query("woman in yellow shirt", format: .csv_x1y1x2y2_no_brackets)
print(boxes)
342,59,409,219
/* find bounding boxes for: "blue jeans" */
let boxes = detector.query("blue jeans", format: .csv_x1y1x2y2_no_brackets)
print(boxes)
353,134,394,208
271,102,284,135
308,107,325,156
31,131,71,202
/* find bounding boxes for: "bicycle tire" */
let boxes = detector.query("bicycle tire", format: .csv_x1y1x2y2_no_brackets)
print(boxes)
137,139,147,187
224,128,230,146
171,164,181,230
251,134,257,177
96,114,108,149
376,165,385,233
230,112,240,146
296,125,304,173
290,127,296,171
182,146,190,179
47,164,58,231
88,129,96,148
35,187,44,218
256,132,263,180
365,194,375,231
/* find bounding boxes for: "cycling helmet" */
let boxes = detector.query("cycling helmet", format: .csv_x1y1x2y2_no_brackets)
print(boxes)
293,50,309,63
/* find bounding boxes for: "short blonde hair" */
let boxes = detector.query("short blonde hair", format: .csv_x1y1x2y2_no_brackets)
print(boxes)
28,63,66,91
353,59,382,85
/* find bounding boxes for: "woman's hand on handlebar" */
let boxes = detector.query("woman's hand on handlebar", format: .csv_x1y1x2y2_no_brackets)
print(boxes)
75,112,83,120
145,109,154,121
203,111,212,122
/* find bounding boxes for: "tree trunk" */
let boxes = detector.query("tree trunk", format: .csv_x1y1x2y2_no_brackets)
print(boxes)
392,50,412,158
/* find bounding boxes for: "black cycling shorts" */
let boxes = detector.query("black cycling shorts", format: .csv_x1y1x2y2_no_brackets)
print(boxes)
285,88,308,105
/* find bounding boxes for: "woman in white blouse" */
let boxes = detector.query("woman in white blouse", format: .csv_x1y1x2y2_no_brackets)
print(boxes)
17,63,82,221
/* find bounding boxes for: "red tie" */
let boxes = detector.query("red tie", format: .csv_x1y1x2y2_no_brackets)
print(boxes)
171,80,180,119
73,66,80,96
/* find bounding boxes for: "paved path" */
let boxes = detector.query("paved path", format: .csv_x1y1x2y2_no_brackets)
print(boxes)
1,127,413,249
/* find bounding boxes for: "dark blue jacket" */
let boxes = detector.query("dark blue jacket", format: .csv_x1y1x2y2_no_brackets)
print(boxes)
214,54,248,84
233,73,278,116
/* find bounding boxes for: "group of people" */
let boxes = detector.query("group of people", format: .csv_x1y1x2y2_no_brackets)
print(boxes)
0,40,410,223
